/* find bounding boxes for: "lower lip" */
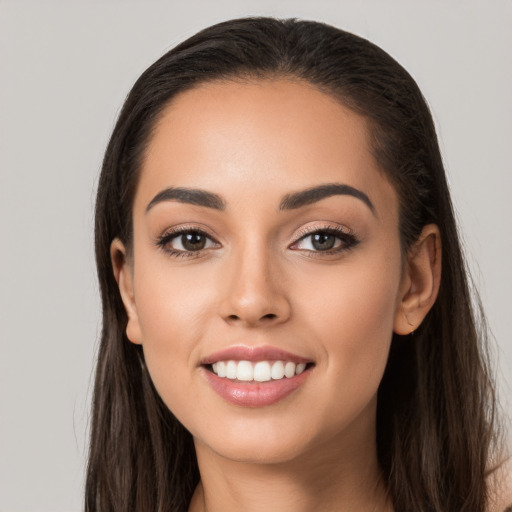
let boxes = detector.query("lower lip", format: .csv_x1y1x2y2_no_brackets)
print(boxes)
202,367,311,407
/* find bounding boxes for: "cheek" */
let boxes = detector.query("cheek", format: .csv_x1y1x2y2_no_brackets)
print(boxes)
298,250,401,397
132,259,218,398
134,255,217,334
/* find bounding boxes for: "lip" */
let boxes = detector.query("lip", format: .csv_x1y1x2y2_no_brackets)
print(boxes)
202,366,312,407
200,345,314,407
200,345,311,365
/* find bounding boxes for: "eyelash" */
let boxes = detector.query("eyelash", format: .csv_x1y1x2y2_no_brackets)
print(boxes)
290,225,359,256
155,225,359,259
156,226,219,259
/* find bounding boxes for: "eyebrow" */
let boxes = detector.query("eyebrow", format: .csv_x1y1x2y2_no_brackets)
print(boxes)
146,182,375,215
146,187,226,213
279,183,375,214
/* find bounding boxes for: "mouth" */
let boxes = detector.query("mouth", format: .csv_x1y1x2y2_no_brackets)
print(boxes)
200,346,315,407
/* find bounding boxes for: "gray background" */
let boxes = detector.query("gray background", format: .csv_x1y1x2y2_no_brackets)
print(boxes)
1,1,511,510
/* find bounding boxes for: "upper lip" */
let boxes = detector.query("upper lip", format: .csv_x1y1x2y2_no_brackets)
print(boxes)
200,345,312,365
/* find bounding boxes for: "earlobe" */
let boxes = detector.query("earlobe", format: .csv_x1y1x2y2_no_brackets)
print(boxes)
394,224,442,335
110,238,143,344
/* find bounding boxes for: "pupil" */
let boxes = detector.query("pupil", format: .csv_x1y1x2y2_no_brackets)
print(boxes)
182,233,206,251
312,233,335,251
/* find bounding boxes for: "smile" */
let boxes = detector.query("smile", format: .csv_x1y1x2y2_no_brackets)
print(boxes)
201,346,314,407
211,360,307,381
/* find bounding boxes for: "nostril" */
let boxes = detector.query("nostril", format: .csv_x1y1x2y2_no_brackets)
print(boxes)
223,312,283,325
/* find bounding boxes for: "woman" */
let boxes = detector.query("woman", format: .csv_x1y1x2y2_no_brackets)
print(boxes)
86,17,509,511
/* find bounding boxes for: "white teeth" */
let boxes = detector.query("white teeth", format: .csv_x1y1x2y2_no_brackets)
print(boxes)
253,361,272,382
226,360,237,379
237,360,253,381
271,361,285,380
210,359,309,381
216,361,226,377
284,362,296,378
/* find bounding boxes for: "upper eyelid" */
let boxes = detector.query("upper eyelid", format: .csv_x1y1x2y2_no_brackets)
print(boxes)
292,223,354,240
158,225,220,242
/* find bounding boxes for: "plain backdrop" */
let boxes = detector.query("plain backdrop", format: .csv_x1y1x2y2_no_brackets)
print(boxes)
0,1,511,510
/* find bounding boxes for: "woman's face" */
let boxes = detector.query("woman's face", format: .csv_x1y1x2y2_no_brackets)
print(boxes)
118,78,407,464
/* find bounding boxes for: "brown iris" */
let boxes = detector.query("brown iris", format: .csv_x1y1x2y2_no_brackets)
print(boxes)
181,232,207,251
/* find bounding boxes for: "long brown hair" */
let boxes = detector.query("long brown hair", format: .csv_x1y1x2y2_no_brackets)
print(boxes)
87,17,499,511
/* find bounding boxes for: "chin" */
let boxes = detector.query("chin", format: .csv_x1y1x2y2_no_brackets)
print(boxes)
208,438,308,465
192,415,322,466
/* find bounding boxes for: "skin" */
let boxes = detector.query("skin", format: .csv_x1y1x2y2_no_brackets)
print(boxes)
112,78,441,512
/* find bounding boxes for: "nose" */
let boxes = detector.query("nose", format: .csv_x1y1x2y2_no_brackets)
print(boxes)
218,245,291,328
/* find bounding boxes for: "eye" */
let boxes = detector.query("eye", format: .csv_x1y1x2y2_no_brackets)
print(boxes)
290,227,358,254
157,228,219,256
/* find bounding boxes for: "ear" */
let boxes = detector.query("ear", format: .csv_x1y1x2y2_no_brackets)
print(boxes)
110,238,142,344
394,224,442,335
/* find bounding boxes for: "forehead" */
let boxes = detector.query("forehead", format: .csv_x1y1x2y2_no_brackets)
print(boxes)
136,78,397,218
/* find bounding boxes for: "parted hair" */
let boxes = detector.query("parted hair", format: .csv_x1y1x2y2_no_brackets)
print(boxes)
87,17,499,512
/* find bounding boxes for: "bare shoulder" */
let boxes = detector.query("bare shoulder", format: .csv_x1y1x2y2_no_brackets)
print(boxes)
487,454,512,512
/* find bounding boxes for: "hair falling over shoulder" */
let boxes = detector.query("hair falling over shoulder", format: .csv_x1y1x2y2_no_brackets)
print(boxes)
87,17,504,512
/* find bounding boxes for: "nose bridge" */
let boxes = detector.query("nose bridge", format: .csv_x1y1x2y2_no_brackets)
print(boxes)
219,235,290,326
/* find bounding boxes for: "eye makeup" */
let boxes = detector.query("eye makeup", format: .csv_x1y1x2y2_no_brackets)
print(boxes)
154,222,359,260
155,225,220,259
289,224,359,256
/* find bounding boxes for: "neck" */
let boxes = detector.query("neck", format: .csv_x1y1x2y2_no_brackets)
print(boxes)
189,408,392,512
